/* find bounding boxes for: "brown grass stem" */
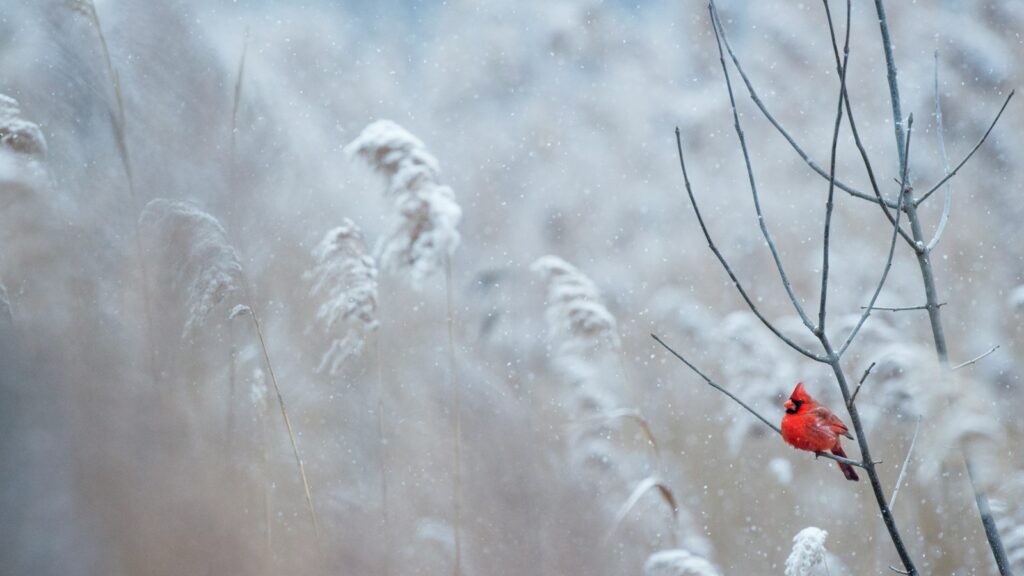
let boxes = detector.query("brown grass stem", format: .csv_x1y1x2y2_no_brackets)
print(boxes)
375,331,391,576
246,291,320,541
75,0,159,385
445,254,462,576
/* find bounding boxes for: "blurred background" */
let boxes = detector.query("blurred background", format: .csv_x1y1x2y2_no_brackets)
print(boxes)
1,1,1022,574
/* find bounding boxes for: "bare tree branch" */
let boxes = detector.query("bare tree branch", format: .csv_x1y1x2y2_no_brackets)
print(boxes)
889,417,922,509
708,2,818,335
705,1,895,208
861,303,945,312
837,115,912,358
848,361,876,409
816,0,852,335
809,0,918,250
650,333,862,469
871,2,1013,573
674,128,825,362
952,345,1000,371
916,90,1016,207
925,51,952,253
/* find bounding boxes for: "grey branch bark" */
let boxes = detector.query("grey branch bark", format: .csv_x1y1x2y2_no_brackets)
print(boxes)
706,0,895,208
871,1,1015,574
674,128,824,362
708,3,817,335
952,345,1000,371
916,91,1015,207
889,417,922,510
925,51,952,253
862,303,945,312
650,334,862,470
816,0,852,336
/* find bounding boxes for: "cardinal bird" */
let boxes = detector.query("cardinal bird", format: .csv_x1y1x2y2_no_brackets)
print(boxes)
781,383,859,481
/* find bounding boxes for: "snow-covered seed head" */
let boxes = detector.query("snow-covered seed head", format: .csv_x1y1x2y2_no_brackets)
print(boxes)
346,120,461,288
139,199,243,338
0,95,47,158
644,549,721,576
304,219,379,374
785,527,829,576
532,255,620,362
376,184,461,288
344,120,441,197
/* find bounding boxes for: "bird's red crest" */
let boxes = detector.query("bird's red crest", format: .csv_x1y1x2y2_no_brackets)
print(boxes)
790,382,811,402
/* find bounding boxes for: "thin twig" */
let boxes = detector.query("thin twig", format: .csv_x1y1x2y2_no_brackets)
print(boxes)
816,0,852,335
848,361,876,409
916,91,1016,207
816,0,917,248
861,303,945,312
674,129,824,362
837,115,913,358
952,345,1000,371
708,3,817,335
872,2,1010,573
874,0,908,172
819,6,919,572
889,417,922,509
651,334,863,469
706,0,893,208
925,51,952,253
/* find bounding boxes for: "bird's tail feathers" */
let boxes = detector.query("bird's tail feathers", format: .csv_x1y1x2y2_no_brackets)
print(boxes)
832,444,860,482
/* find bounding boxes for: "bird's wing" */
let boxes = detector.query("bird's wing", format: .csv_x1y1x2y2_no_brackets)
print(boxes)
809,406,854,440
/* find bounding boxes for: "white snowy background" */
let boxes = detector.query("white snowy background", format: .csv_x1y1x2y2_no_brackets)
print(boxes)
1,1,1022,575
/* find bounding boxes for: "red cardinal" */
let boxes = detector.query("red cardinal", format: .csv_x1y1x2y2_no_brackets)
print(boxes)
781,383,859,481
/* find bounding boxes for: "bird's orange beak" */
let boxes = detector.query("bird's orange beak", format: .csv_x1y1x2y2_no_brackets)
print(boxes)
784,399,795,411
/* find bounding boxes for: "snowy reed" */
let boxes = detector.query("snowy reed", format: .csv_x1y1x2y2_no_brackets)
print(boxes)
139,199,243,338
0,95,47,158
346,120,461,288
531,255,620,365
644,549,721,576
140,198,320,539
784,527,829,576
348,119,463,574
305,219,379,375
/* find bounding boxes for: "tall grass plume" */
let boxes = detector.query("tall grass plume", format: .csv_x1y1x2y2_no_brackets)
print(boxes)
346,120,461,288
305,218,379,374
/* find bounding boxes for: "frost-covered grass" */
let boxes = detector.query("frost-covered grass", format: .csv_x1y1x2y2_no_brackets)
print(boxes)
0,1,1022,576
